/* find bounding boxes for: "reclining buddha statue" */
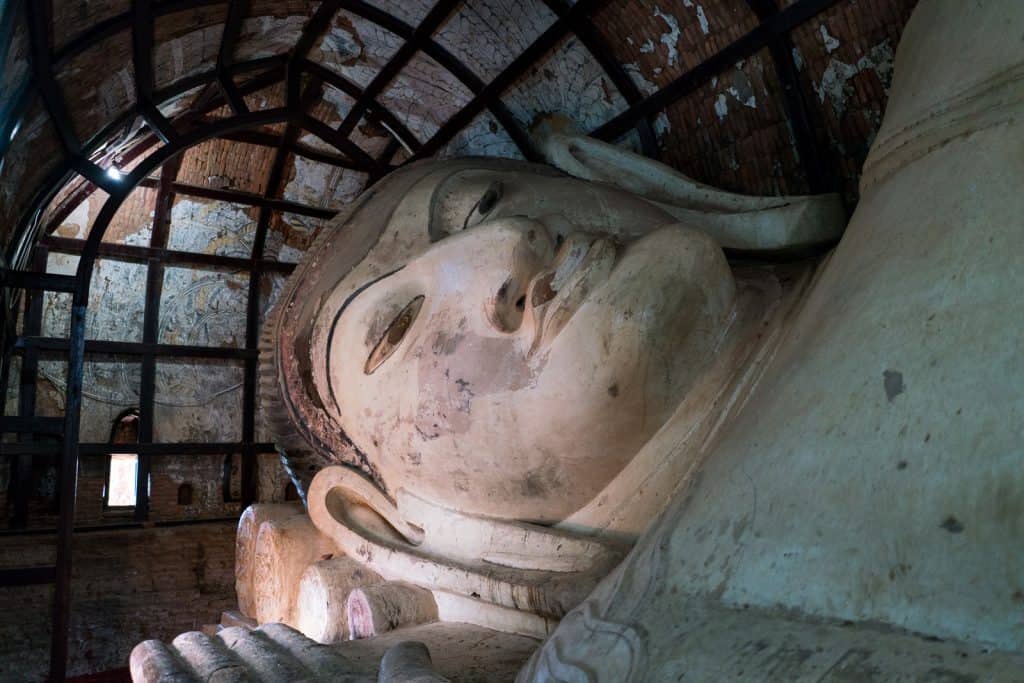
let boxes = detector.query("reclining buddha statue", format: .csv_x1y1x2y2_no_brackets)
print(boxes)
131,0,1024,679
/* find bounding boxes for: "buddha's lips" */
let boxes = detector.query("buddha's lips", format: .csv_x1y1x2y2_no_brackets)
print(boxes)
528,237,618,354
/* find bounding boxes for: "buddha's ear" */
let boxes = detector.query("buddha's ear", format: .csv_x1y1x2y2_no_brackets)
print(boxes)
309,466,424,548
530,115,847,252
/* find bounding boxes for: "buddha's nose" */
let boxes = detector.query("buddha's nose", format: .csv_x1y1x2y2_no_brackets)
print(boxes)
471,218,556,333
514,219,556,261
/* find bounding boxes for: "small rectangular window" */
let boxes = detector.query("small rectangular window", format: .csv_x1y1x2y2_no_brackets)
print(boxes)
106,453,138,507
106,410,141,510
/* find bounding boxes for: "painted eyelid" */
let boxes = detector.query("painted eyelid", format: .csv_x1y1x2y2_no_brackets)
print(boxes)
325,267,403,414
364,295,425,375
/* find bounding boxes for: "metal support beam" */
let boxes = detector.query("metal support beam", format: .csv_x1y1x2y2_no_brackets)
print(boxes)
301,59,420,154
0,441,278,458
376,136,402,166
590,0,845,143
40,236,297,275
10,248,49,529
339,0,536,160
336,0,460,140
35,120,293,542
53,0,227,70
133,0,181,145
38,0,541,170
46,103,288,678
47,0,535,161
153,57,286,123
217,0,251,115
287,1,342,110
368,136,402,186
135,155,182,522
139,101,180,146
292,113,378,170
0,515,239,538
540,0,659,157
237,10,336,505
40,57,290,242
411,0,604,161
217,129,376,170
239,132,300,510
282,6,380,170
51,299,84,682
14,336,259,360
1,270,76,293
26,0,117,200
135,177,339,219
42,134,162,238
0,0,24,77
0,416,64,436
0,81,33,163
26,0,75,156
744,0,834,195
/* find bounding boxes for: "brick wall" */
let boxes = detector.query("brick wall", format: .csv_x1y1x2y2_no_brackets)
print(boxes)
590,0,920,205
789,0,919,203
0,451,291,530
0,522,238,682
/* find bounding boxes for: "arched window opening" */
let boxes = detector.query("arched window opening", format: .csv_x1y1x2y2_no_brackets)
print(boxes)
177,483,194,506
104,409,140,509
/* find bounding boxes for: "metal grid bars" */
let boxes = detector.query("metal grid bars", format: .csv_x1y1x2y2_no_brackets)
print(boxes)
0,0,853,679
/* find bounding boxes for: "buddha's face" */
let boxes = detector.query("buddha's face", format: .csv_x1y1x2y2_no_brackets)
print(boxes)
325,214,735,523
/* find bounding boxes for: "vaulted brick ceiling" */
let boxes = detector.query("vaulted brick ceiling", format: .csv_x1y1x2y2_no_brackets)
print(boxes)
0,0,920,458
0,0,918,269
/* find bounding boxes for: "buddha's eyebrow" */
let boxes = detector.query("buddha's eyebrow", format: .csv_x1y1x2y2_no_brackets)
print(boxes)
325,267,403,414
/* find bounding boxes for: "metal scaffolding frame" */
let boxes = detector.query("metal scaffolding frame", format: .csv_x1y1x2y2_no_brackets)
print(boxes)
0,0,847,678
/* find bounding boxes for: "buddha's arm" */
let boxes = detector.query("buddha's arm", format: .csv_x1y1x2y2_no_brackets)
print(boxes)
531,114,847,251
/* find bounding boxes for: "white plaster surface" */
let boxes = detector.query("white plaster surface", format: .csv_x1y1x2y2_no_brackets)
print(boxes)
504,36,627,135
435,0,556,81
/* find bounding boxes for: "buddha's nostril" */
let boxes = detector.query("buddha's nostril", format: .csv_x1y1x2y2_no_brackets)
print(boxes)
531,272,556,307
489,278,527,332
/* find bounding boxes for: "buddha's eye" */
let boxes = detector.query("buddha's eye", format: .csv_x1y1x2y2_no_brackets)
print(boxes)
365,296,424,374
477,181,502,215
462,181,504,230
